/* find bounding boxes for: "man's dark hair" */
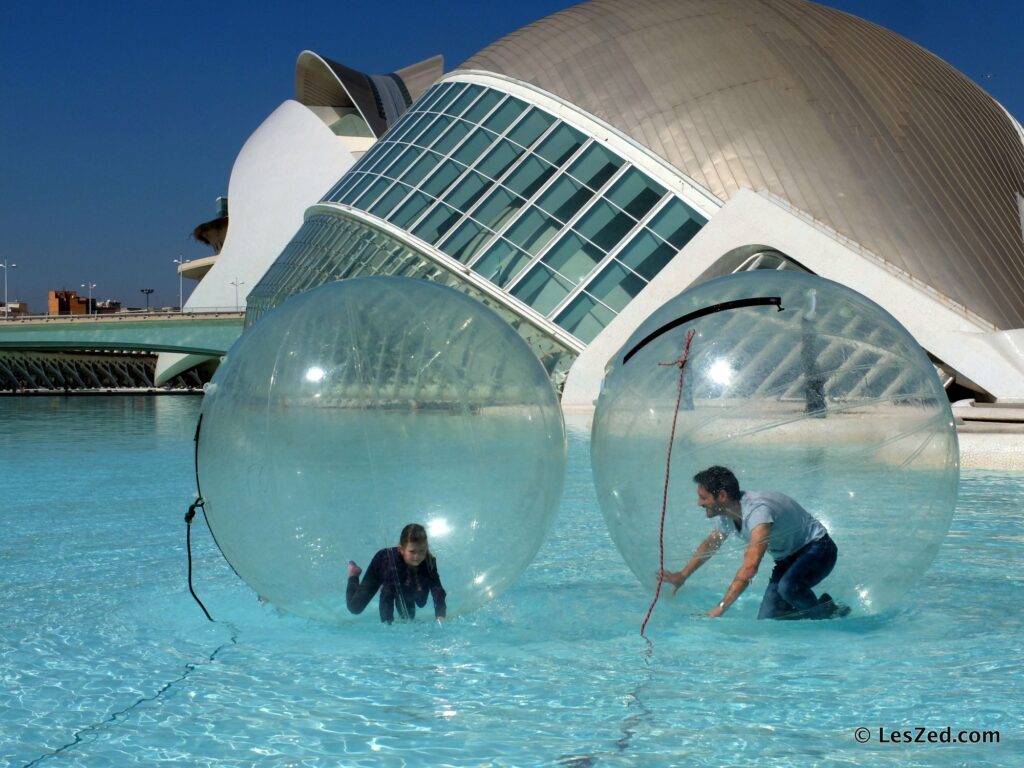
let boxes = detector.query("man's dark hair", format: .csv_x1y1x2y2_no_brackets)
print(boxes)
693,466,741,499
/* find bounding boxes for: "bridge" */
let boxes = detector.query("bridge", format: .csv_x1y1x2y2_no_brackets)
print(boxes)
0,312,244,391
0,312,244,355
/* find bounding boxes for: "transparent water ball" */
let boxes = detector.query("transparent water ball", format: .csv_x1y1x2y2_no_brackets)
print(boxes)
197,277,566,621
592,272,958,616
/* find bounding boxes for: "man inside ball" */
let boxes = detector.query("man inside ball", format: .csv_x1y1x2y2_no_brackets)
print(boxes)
660,465,850,619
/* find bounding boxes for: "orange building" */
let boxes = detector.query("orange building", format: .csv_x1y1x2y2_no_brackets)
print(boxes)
48,290,91,315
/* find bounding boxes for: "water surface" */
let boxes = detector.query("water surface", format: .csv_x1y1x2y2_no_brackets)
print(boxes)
1,397,1021,766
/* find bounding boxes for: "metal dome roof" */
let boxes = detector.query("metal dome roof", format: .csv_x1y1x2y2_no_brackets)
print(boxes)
459,0,1024,329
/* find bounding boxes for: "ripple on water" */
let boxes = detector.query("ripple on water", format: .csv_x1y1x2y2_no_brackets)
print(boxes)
1,399,1022,766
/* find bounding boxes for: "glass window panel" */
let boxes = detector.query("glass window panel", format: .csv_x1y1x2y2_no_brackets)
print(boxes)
387,112,427,143
540,232,604,284
535,123,586,166
504,208,561,256
472,187,525,232
389,191,433,228
483,96,527,134
585,260,646,312
323,178,346,203
381,145,418,179
504,156,556,198
351,176,392,209
399,151,440,187
510,263,573,315
445,84,483,116
649,198,706,248
413,84,445,113
442,171,491,213
506,108,554,149
364,142,404,174
429,83,462,114
368,182,413,218
575,199,636,251
462,89,504,123
441,219,494,263
476,139,524,180
328,171,363,202
430,119,472,155
617,230,678,280
450,128,496,167
416,115,454,148
536,175,594,223
400,113,441,146
419,160,464,198
411,203,462,244
606,167,666,220
555,293,616,344
473,240,532,286
337,173,369,205
569,144,623,190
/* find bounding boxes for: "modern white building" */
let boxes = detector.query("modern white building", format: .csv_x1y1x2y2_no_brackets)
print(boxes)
156,52,442,384
241,0,1024,406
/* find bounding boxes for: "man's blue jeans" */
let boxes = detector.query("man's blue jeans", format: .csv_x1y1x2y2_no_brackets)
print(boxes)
758,534,837,620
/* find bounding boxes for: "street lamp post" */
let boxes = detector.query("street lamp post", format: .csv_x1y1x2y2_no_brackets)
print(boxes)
141,288,154,311
172,256,187,312
81,282,96,315
0,259,15,319
229,277,245,312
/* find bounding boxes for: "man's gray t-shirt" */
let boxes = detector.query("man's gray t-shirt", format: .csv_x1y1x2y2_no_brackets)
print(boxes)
715,491,826,559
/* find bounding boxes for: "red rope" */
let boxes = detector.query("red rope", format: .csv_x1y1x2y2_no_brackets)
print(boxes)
640,328,696,637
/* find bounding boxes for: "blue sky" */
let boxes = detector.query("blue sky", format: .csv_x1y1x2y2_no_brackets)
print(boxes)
1,1,1020,311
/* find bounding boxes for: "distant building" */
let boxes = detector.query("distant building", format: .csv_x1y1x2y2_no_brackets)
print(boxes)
1,301,28,318
48,290,91,316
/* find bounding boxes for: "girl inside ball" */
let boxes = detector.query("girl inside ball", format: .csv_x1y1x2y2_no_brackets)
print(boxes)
346,523,447,623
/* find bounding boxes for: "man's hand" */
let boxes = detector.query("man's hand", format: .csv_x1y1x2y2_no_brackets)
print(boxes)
659,569,686,596
705,604,726,618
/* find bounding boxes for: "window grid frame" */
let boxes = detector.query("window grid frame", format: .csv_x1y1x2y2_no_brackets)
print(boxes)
502,160,632,295
345,89,510,227
395,99,554,239
321,79,711,346
459,135,595,272
546,190,676,319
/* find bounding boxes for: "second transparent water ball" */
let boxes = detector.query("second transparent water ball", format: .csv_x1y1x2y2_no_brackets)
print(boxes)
592,272,958,616
197,277,566,621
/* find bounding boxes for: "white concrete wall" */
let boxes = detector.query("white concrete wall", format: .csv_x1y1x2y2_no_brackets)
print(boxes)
184,99,356,312
155,100,357,385
562,188,1024,405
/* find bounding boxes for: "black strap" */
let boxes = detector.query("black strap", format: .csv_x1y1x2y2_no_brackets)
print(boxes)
622,297,784,364
184,412,214,621
185,499,214,622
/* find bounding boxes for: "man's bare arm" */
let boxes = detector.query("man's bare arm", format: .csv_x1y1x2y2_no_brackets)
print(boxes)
706,523,771,616
660,527,726,595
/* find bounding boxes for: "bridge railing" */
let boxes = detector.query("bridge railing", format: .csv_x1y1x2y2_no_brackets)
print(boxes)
1,308,246,324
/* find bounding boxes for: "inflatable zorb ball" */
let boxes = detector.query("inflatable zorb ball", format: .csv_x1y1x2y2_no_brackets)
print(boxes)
197,277,565,621
592,272,958,615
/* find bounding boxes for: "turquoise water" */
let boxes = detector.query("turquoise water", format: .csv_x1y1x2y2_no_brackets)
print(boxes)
2,396,1022,767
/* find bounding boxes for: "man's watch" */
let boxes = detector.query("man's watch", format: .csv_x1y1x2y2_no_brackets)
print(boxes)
718,601,727,610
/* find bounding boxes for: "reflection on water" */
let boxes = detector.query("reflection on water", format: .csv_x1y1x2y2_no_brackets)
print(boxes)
0,397,1020,767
